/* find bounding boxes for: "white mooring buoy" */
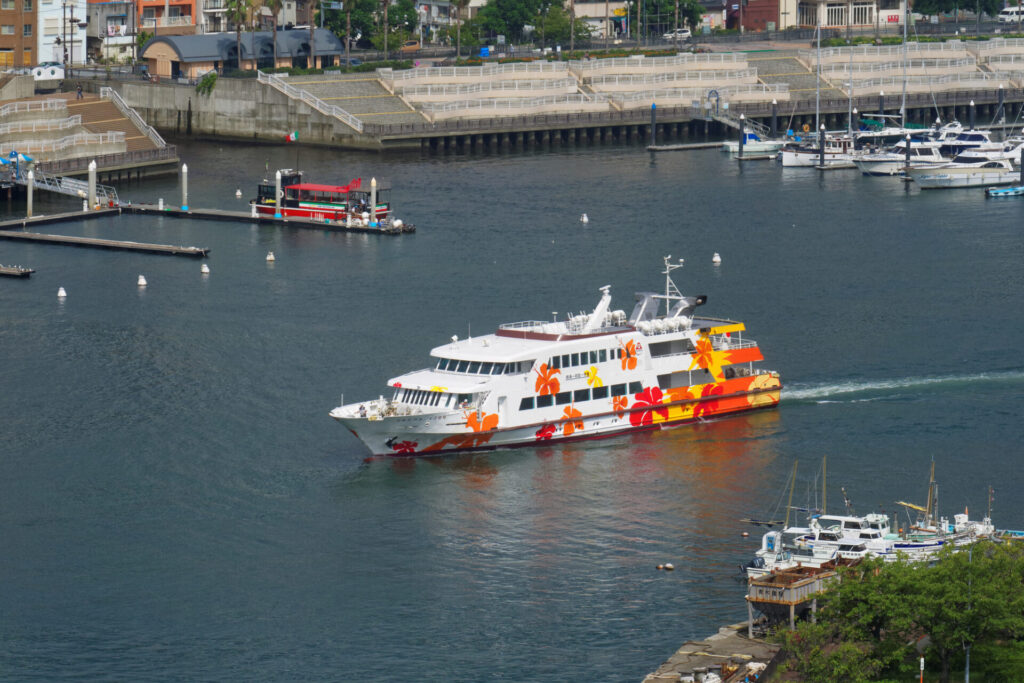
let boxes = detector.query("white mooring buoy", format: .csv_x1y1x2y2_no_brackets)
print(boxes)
201,263,210,275
580,213,589,224
712,252,722,265
266,251,276,262
664,563,675,571
235,188,242,198
57,287,67,298
137,274,148,287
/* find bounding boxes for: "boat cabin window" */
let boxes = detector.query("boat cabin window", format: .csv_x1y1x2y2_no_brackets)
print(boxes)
555,391,572,405
436,358,448,370
519,397,534,410
574,388,590,402
592,386,608,400
457,393,472,406
536,395,553,408
480,362,493,374
628,381,643,394
468,361,481,374
611,384,627,397
551,356,561,370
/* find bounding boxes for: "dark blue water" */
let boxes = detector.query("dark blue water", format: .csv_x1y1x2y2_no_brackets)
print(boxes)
1,141,1022,681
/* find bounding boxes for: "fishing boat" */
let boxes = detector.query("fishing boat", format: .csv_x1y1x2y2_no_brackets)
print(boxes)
908,158,1019,189
330,257,782,457
251,169,399,225
779,134,857,167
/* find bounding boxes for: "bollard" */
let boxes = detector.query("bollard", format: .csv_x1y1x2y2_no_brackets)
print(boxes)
904,133,911,171
878,91,885,118
158,197,164,211
181,163,189,211
650,102,657,147
738,114,745,159
88,160,97,208
274,170,282,218
1020,151,1023,185
852,107,858,132
818,124,825,168
969,100,976,130
370,177,377,226
251,202,257,218
27,169,34,218
83,199,88,212
998,85,1005,123
771,99,778,139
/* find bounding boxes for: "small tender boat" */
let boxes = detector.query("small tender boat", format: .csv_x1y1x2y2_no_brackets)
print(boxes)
330,257,782,457
908,159,1019,189
986,185,1024,197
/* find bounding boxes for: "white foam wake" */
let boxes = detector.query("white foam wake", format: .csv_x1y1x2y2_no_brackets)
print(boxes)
782,370,1024,402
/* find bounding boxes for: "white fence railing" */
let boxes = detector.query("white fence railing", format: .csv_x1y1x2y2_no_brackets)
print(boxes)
1,131,125,156
968,37,1024,55
381,62,569,82
419,93,610,113
610,83,789,103
257,70,364,133
0,115,81,136
987,54,1024,65
0,99,65,118
846,73,1004,94
399,78,579,97
820,57,977,74
140,15,193,28
99,86,167,148
800,40,969,63
569,53,744,71
589,69,759,85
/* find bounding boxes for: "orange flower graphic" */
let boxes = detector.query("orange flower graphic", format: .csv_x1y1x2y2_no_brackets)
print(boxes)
562,405,584,436
620,339,638,371
688,333,724,380
612,395,628,418
534,363,561,395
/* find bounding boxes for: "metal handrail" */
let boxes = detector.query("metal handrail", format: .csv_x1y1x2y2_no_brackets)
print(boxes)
820,58,977,74
99,86,167,148
590,69,759,85
610,83,788,103
569,53,743,71
420,93,610,113
400,78,579,96
800,40,969,63
257,70,364,133
847,73,1000,88
968,37,1024,53
987,54,1024,64
16,167,119,204
34,146,178,175
1,131,125,155
381,62,568,82
0,99,65,117
0,115,81,136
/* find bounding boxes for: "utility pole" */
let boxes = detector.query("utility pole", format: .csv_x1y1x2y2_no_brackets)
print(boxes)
383,0,388,59
346,8,351,66
604,0,609,49
674,0,679,50
570,0,575,52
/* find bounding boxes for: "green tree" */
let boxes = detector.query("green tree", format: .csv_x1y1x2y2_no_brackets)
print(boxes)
452,0,471,58
225,0,252,70
136,30,154,58
478,0,543,42
265,0,283,67
323,0,376,49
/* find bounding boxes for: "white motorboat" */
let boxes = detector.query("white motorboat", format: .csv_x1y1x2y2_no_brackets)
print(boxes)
909,158,1020,189
936,129,995,158
722,131,787,156
853,139,947,176
779,134,856,167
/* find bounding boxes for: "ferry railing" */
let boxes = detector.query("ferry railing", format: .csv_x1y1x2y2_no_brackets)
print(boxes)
0,115,81,136
589,69,759,85
399,78,579,97
99,86,167,148
256,70,364,133
33,146,179,175
0,99,65,118
1,131,125,156
568,53,744,71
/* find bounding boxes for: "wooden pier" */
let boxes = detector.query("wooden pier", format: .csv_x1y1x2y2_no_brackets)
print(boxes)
0,229,208,257
0,264,34,277
746,565,840,633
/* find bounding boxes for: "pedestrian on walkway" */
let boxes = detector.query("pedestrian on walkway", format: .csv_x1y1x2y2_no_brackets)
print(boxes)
76,84,83,99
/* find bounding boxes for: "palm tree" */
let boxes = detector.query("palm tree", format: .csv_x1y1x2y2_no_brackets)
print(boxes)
309,0,318,69
265,0,283,68
226,0,251,70
454,0,470,60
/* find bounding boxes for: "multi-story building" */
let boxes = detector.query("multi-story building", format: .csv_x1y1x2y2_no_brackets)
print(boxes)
0,0,37,69
36,0,86,66
86,0,134,62
137,0,196,36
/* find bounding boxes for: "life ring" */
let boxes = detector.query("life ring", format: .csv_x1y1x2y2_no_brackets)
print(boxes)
802,123,810,133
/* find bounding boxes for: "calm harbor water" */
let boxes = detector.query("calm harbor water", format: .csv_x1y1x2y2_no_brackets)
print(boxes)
1,140,1022,681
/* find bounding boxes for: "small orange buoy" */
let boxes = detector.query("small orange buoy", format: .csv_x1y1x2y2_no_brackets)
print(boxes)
656,564,664,571
742,531,750,537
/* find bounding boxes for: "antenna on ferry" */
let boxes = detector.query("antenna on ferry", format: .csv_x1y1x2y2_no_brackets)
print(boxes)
552,312,558,322
662,255,685,317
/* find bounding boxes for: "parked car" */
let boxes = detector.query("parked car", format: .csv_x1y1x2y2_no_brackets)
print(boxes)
399,40,420,53
662,28,692,41
343,57,363,67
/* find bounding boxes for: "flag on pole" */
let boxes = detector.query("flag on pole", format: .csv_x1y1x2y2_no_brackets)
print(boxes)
285,131,299,142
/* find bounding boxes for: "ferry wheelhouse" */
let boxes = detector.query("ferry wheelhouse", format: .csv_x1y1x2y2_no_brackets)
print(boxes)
330,258,782,457
252,169,391,223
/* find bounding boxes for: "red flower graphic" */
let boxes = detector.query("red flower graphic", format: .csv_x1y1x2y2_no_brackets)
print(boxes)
693,383,725,419
620,339,638,371
391,440,418,454
562,405,584,436
535,424,556,441
612,395,628,418
629,386,668,427
534,363,561,396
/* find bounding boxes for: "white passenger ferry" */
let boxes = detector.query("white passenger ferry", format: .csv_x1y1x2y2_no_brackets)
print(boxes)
330,258,782,456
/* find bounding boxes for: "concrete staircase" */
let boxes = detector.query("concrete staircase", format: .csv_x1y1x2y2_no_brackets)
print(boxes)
285,73,427,126
748,54,843,100
62,93,159,152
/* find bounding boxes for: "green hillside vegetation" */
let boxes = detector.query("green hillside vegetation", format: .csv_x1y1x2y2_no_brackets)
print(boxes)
771,540,1024,682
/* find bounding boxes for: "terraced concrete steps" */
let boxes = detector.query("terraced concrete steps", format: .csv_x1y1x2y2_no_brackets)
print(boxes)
285,73,427,125
748,54,843,99
61,93,158,152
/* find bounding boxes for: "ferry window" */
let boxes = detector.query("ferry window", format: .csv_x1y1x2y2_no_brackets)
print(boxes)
491,363,504,375
611,383,627,397
592,386,608,400
589,351,598,364
457,393,472,406
561,354,570,368
616,348,623,359
480,362,493,374
436,359,445,370
628,382,643,394
555,391,572,405
432,392,441,406
571,353,580,366
551,356,560,370
519,397,534,410
468,361,481,374
599,349,607,363
574,388,590,402
536,395,554,408
457,360,469,373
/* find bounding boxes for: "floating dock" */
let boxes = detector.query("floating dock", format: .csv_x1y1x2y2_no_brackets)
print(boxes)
642,622,780,683
0,229,208,257
646,141,724,152
0,264,34,277
122,204,415,234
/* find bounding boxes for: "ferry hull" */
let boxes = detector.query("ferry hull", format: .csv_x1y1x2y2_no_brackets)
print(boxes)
334,374,781,457
254,204,388,222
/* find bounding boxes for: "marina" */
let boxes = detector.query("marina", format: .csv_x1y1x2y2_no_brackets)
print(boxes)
0,131,1021,681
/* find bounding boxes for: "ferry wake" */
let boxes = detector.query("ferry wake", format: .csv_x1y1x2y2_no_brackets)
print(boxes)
330,257,782,456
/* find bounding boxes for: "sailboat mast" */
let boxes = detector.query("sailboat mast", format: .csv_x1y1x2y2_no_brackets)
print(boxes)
784,460,798,528
815,23,821,134
822,455,827,515
925,460,935,525
901,0,908,128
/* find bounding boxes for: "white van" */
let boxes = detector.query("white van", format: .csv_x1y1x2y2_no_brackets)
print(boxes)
999,6,1024,23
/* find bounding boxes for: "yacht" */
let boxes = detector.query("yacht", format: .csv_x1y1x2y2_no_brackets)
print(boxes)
908,158,1019,189
853,139,947,176
936,129,995,158
330,258,782,456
